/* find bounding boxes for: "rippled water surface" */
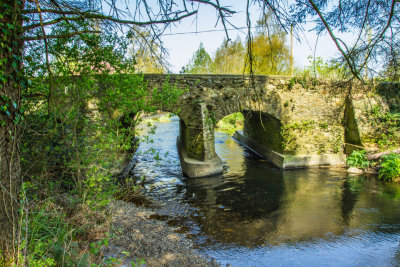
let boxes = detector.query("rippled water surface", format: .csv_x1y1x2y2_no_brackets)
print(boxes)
133,116,400,266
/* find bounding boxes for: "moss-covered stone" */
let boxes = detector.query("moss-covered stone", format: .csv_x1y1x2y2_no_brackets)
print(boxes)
180,119,205,160
344,96,362,154
243,111,284,153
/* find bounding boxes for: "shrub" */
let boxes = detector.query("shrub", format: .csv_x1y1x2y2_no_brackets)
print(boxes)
346,150,370,170
370,106,400,150
379,153,400,181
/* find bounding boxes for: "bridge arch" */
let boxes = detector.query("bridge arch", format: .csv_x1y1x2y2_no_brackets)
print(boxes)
142,74,392,177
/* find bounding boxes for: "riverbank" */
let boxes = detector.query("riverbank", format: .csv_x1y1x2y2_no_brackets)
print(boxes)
104,200,219,267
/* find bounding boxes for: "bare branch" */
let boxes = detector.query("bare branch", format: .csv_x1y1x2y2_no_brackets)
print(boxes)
188,0,235,14
23,9,197,27
358,0,397,72
215,0,230,42
24,16,83,31
24,30,101,41
307,0,360,80
22,8,87,15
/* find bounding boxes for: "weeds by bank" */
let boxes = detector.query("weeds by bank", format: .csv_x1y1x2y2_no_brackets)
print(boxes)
0,26,183,265
347,150,400,181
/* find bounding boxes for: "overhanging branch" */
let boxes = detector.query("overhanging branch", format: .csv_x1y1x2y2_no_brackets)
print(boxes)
24,16,83,31
22,9,198,28
24,30,101,41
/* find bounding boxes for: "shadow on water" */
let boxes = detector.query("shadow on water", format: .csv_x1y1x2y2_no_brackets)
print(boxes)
181,158,285,246
133,116,400,266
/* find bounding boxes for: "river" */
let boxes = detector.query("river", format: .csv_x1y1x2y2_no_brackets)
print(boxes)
133,116,400,266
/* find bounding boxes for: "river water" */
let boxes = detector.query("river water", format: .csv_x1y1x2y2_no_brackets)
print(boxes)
133,116,400,266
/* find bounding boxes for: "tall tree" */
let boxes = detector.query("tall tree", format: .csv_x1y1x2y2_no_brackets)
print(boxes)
248,12,290,75
212,37,245,74
182,42,212,74
129,26,166,73
0,0,24,260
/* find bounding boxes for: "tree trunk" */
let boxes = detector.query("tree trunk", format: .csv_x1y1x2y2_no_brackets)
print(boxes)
0,0,24,261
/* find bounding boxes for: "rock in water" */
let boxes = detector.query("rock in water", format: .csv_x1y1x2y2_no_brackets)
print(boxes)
347,167,363,174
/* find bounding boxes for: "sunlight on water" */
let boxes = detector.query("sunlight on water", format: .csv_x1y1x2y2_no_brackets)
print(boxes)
133,116,400,266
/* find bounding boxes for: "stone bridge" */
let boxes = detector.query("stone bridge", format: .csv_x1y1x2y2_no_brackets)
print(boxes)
142,74,398,178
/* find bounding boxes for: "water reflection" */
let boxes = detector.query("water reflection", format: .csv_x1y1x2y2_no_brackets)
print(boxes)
182,159,285,246
133,117,400,266
340,178,360,225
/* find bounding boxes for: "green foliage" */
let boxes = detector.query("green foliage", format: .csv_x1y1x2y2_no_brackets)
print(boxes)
18,20,183,265
19,194,77,266
379,153,400,181
281,120,315,150
211,37,245,74
181,42,212,74
369,106,400,150
319,122,329,129
302,56,348,79
346,150,370,170
247,14,290,75
382,48,399,81
131,258,146,267
283,120,315,132
216,112,244,135
287,78,296,90
183,13,290,75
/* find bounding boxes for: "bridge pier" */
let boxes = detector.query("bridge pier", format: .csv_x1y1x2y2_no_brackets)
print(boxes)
177,103,223,178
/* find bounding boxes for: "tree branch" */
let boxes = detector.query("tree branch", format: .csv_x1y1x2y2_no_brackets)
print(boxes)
23,16,83,31
23,30,101,41
22,8,86,15
22,9,198,26
367,149,400,161
358,0,397,73
188,0,235,14
307,0,360,80
215,0,231,42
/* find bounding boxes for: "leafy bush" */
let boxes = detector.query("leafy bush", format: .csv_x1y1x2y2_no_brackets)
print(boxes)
370,106,400,150
302,56,348,79
379,153,400,181
346,150,370,169
216,112,244,135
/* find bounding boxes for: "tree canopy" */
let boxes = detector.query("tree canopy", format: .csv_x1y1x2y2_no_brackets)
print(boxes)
183,13,291,75
181,42,213,74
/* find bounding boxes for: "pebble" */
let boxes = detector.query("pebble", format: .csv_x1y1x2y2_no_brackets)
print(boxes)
103,200,219,267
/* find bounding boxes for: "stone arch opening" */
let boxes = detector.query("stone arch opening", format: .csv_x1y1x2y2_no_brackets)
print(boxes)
242,110,284,154
214,112,244,135
232,110,286,168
